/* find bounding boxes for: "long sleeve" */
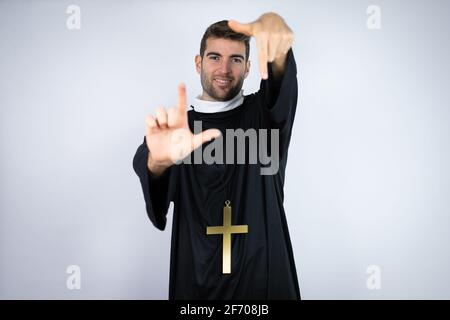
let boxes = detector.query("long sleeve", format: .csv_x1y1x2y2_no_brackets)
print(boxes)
132,137,178,230
255,48,298,178
258,48,298,153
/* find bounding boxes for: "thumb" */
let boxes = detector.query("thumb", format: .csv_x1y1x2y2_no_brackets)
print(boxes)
192,129,222,150
228,19,253,36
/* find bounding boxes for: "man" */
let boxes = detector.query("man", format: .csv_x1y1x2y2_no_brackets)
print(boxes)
133,12,300,299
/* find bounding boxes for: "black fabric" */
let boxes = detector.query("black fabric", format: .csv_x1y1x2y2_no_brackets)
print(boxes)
133,49,300,300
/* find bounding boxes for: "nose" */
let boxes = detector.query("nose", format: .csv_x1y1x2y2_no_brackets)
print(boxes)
218,59,232,74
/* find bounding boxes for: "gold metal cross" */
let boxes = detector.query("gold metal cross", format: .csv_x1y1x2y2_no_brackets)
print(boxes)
206,200,248,274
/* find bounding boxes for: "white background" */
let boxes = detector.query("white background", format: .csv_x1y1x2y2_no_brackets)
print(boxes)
1,0,449,299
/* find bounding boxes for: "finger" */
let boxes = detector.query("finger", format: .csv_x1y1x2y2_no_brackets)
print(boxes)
167,107,179,128
146,115,157,129
145,115,157,137
228,19,253,36
192,129,222,150
256,35,269,79
155,106,168,128
177,83,187,113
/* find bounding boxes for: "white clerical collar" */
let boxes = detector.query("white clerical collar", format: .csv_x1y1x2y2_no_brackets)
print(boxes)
190,90,244,113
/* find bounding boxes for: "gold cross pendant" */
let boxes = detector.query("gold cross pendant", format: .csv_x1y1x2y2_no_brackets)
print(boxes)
206,200,248,274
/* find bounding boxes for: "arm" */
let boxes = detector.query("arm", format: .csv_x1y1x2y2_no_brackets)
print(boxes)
234,13,296,179
133,138,174,230
134,84,222,229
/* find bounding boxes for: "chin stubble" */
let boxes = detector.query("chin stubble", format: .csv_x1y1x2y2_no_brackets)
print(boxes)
201,72,244,102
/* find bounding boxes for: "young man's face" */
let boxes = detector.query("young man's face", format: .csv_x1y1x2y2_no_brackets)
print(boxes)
196,37,250,102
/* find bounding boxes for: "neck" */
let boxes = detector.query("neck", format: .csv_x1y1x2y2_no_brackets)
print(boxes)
192,90,244,113
200,91,241,102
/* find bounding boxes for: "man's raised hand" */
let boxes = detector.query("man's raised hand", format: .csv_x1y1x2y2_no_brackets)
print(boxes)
228,12,294,79
145,83,221,176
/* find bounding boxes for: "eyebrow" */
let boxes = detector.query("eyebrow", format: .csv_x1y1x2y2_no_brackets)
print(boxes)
206,52,245,60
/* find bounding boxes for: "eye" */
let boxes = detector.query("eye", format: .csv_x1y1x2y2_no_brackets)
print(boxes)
209,56,220,61
232,58,243,64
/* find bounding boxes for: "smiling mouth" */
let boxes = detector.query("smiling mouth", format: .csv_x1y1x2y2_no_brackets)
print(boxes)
214,78,231,85
214,78,232,88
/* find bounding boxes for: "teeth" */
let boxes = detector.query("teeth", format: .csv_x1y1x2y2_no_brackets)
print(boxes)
215,79,231,84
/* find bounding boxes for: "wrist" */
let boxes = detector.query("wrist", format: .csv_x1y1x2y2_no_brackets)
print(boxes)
272,54,287,80
147,153,171,177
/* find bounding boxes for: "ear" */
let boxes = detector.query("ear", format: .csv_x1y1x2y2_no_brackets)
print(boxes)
195,54,202,74
244,59,251,79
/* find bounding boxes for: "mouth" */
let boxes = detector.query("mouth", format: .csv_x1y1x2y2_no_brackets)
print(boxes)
213,78,232,88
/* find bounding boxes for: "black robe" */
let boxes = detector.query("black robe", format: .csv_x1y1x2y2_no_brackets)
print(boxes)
133,49,300,300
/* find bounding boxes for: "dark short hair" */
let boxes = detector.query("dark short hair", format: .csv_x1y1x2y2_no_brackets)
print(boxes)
199,20,250,61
